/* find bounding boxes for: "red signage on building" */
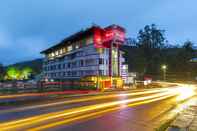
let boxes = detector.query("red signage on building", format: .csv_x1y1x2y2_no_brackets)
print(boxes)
93,27,105,48
103,25,125,44
93,25,126,49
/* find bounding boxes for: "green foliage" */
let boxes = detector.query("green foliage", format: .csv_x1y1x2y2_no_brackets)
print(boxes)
122,24,197,81
8,58,42,74
21,67,33,79
164,40,197,80
5,66,33,80
0,63,5,81
6,67,21,80
136,24,167,75
137,24,165,49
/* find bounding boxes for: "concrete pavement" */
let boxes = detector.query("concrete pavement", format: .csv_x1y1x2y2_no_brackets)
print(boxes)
167,100,197,131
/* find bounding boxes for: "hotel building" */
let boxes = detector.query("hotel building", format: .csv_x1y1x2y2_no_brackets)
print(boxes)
41,24,127,89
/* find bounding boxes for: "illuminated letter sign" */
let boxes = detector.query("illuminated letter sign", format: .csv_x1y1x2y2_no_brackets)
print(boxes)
93,25,126,49
103,25,125,44
94,28,104,48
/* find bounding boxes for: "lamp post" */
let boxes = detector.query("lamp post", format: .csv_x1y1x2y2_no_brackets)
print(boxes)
161,65,167,81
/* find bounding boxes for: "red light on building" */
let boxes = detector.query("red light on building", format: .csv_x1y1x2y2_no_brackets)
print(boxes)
94,28,104,48
93,25,126,49
103,26,125,43
103,30,114,42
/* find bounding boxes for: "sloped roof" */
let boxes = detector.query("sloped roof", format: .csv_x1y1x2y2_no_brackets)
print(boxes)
41,26,100,54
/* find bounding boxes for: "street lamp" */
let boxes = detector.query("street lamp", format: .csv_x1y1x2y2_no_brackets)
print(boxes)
161,65,167,81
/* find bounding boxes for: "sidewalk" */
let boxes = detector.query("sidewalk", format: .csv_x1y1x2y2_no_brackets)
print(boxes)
167,103,197,131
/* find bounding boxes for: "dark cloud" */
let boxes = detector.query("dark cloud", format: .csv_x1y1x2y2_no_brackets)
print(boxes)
0,0,196,64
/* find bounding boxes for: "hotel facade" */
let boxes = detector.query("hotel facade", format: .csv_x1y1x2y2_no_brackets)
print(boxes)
41,25,128,89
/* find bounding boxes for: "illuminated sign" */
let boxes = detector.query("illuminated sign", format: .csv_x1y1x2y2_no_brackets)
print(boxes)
103,27,125,43
93,28,104,48
93,25,126,49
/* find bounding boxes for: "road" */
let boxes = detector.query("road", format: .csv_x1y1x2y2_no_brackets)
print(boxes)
0,85,196,131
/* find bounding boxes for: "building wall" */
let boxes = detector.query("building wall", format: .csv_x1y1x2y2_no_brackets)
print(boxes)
42,25,127,82
43,44,112,80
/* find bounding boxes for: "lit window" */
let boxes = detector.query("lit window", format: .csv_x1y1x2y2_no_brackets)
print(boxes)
55,51,58,56
86,37,93,45
63,48,66,53
59,49,63,54
76,44,79,49
51,52,55,57
67,45,72,52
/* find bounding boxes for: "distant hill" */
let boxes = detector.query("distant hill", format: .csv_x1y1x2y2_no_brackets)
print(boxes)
7,58,43,74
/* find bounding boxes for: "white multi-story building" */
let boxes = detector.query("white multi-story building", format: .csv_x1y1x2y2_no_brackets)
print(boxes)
41,25,127,88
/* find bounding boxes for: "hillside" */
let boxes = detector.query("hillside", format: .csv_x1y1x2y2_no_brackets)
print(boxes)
7,58,43,74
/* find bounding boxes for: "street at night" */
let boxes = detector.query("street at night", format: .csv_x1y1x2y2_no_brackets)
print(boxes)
0,84,196,131
1,1,197,131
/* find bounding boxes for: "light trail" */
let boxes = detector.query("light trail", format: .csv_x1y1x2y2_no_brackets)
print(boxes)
0,93,40,99
0,88,170,114
31,94,175,131
0,90,96,100
0,88,178,131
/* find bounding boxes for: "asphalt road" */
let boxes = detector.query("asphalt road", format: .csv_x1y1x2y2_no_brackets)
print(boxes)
0,85,196,131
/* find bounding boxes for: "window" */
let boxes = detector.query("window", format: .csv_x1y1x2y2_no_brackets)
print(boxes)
67,45,73,52
50,66,53,70
51,52,55,57
62,48,66,53
63,64,65,69
106,60,108,64
80,60,84,66
86,37,93,45
63,72,66,77
67,63,71,68
85,59,96,66
58,64,61,70
75,44,79,49
67,71,71,76
99,58,104,64
54,65,57,70
58,72,61,77
55,51,59,56
99,70,104,75
72,62,77,68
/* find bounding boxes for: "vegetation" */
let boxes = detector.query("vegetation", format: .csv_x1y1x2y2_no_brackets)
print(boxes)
7,58,43,74
0,63,5,81
1,25,196,82
5,66,33,80
122,24,197,81
0,58,43,81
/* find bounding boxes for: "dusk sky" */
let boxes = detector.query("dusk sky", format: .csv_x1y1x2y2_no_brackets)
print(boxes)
0,0,196,65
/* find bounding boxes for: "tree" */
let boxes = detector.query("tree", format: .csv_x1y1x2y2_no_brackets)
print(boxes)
21,67,33,79
125,38,138,47
6,67,21,80
183,40,195,55
136,24,166,75
0,63,5,80
176,41,195,72
137,24,165,49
